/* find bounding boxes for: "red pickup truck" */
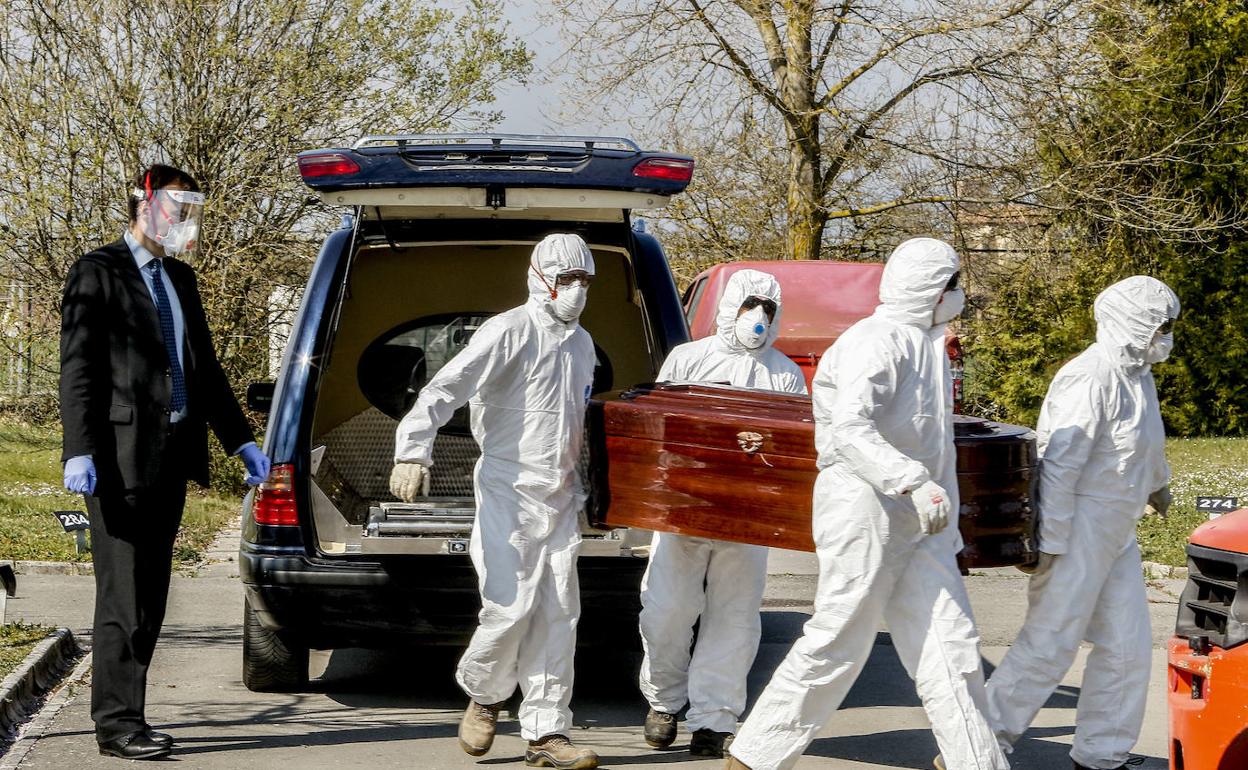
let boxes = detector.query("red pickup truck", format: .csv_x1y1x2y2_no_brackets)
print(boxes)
682,261,964,405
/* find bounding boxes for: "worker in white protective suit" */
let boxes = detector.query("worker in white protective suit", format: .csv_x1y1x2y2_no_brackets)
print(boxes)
984,276,1179,770
390,233,600,770
726,238,1009,770
639,269,807,758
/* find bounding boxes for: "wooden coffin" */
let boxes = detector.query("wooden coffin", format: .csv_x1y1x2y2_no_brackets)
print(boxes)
585,383,1039,570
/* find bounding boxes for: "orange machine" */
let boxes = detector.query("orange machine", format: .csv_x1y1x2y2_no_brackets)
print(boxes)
1169,507,1248,770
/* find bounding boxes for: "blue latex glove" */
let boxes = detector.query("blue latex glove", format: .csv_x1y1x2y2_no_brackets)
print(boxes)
64,456,97,495
240,444,272,486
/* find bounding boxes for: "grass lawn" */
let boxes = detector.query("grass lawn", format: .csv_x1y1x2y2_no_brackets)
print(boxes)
0,420,241,565
1138,437,1248,566
0,419,1241,568
0,622,55,681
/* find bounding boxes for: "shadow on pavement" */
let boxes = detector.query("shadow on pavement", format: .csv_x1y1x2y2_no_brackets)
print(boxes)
169,720,460,756
315,646,648,719
807,728,1166,770
293,610,1088,730
158,623,244,648
164,608,1138,765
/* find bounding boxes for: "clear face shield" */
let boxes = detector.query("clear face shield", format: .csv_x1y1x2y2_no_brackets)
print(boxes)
135,187,204,257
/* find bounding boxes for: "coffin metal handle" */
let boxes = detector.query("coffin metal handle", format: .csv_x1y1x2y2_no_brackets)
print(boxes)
737,431,764,454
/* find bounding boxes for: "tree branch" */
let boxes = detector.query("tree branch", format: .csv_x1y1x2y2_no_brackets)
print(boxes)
685,0,787,114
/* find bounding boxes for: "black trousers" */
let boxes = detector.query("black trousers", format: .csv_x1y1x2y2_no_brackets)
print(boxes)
86,425,189,743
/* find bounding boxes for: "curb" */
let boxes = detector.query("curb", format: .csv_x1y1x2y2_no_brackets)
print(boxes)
4,557,1191,580
3,561,93,577
967,563,1189,580
0,628,82,738
0,652,91,770
1143,561,1189,580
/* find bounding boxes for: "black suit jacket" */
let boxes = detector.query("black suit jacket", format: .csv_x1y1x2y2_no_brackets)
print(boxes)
59,238,254,491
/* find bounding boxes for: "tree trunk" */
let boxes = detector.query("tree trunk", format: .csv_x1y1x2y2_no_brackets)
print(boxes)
786,117,825,260
778,0,821,261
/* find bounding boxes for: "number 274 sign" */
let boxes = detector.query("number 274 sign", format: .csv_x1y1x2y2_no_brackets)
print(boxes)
1197,497,1240,515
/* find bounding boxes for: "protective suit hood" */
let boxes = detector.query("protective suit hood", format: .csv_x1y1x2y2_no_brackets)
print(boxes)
1093,276,1180,372
877,238,960,329
715,269,784,353
526,233,596,328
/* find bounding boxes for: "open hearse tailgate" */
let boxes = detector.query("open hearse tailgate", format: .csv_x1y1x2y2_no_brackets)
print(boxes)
588,383,1040,569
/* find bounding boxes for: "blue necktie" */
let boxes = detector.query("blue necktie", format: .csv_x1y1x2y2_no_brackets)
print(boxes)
146,259,187,412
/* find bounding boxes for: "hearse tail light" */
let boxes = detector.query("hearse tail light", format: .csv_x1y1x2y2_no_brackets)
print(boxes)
298,152,361,179
254,464,298,526
633,157,695,183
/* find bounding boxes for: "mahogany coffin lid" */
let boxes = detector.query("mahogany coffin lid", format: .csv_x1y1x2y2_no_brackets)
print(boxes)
585,383,1039,569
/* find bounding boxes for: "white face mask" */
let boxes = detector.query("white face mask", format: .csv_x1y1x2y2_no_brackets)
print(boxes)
735,306,770,350
158,219,199,257
932,288,965,325
1144,331,1173,364
551,283,588,322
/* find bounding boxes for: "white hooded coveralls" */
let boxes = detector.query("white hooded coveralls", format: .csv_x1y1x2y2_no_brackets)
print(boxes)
985,276,1179,769
730,238,1008,770
638,269,808,734
393,234,597,740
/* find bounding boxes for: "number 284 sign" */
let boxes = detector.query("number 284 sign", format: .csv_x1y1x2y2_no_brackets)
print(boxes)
53,510,90,532
1197,497,1240,518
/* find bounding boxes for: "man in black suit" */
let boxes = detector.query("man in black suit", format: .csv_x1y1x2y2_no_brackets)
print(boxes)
60,164,271,760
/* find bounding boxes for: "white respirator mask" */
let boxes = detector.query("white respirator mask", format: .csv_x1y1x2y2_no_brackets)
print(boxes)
735,306,770,350
932,288,966,326
551,283,588,322
1144,331,1174,364
159,219,200,257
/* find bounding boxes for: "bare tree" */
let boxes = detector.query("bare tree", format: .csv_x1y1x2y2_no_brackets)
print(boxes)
554,0,1077,260
0,0,531,403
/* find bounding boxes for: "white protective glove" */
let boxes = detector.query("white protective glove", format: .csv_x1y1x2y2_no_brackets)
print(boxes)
389,462,430,503
908,479,951,535
1146,484,1172,518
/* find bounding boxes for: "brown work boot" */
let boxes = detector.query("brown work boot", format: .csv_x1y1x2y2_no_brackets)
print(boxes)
458,700,503,757
525,734,599,769
724,754,753,769
690,728,733,757
643,708,677,748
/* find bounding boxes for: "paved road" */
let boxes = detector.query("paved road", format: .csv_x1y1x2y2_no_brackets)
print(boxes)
4,538,1180,769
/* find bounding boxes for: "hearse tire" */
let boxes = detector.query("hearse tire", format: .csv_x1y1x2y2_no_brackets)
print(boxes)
243,596,310,692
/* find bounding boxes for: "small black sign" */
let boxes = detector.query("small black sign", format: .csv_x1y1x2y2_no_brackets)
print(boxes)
446,539,468,554
1197,497,1239,514
53,510,90,532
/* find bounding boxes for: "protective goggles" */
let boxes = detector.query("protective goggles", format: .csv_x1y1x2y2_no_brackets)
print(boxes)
740,295,778,317
555,270,593,288
1157,318,1175,335
945,271,961,291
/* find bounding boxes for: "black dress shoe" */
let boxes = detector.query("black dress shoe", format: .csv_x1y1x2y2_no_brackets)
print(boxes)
98,730,172,760
144,726,174,748
1074,758,1144,770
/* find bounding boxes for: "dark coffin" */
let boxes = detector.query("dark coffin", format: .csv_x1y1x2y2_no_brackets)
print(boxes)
586,383,1039,570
